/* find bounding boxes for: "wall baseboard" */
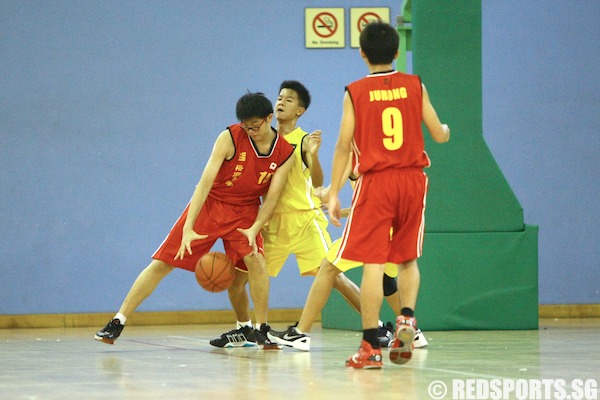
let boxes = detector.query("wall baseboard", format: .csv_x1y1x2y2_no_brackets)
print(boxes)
538,304,600,318
0,309,306,330
1,305,598,329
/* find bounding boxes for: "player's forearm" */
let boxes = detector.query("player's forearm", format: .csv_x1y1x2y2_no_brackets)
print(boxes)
330,146,350,195
251,196,280,231
309,155,324,187
252,156,293,229
183,182,210,231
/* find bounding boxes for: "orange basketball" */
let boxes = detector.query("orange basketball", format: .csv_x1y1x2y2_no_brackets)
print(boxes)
195,252,235,292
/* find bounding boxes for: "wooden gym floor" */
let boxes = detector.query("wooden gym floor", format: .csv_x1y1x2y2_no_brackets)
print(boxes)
0,319,598,400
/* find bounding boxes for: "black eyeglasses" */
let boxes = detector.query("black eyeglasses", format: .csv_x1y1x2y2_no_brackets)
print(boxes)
241,118,266,133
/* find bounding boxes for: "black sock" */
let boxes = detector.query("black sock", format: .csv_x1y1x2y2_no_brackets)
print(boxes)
363,328,380,349
401,307,414,317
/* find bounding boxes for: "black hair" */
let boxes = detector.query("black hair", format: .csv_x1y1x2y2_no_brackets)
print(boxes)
235,92,273,121
359,21,399,65
279,80,311,109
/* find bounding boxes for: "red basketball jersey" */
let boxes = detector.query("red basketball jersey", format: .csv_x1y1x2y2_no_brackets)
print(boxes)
209,124,294,206
346,71,431,175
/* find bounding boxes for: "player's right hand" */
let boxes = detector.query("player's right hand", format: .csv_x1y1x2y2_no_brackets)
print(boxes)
175,229,208,260
328,195,342,227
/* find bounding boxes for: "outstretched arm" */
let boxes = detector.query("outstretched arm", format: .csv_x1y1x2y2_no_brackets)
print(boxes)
329,91,355,227
175,130,233,260
237,155,295,254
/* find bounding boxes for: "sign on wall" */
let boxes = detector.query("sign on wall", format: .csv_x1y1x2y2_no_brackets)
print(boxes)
349,7,390,48
305,8,345,48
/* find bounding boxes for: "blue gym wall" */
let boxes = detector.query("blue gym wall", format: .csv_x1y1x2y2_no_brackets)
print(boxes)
1,1,598,315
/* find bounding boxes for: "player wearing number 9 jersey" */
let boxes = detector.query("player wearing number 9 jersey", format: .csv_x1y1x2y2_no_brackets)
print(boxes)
347,71,430,174
335,70,441,267
327,21,450,369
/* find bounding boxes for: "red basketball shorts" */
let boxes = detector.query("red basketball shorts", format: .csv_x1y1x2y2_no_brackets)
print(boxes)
152,196,264,272
334,168,428,265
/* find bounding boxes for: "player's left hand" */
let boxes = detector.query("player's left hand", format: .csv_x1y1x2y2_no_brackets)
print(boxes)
237,227,258,255
308,130,322,155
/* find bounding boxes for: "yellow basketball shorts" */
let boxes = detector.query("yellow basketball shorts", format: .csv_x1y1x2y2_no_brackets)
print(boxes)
326,238,398,278
263,209,332,277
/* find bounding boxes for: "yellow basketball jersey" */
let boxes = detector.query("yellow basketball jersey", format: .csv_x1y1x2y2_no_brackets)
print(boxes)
273,127,321,213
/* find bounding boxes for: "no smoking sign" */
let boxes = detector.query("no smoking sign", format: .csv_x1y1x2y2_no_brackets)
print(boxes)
349,7,390,48
305,8,344,48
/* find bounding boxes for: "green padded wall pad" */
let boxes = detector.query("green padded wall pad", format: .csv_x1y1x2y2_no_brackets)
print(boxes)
321,225,538,331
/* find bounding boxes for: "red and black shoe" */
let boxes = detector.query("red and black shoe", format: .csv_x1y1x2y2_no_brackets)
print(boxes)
346,340,383,369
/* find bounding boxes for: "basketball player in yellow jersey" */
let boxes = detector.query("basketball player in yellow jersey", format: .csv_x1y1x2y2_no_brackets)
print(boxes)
210,80,362,348
263,80,333,276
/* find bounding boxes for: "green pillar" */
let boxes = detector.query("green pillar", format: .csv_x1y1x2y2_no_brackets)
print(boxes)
396,0,412,73
413,0,523,232
322,0,538,331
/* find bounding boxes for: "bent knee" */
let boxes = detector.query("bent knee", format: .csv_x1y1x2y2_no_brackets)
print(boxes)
148,259,175,275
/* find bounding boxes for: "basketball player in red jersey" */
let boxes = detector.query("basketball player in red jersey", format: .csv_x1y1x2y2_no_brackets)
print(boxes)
94,92,294,348
327,22,450,369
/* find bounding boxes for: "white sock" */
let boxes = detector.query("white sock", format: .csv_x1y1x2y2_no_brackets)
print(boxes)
378,320,384,328
237,320,252,329
115,313,127,325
